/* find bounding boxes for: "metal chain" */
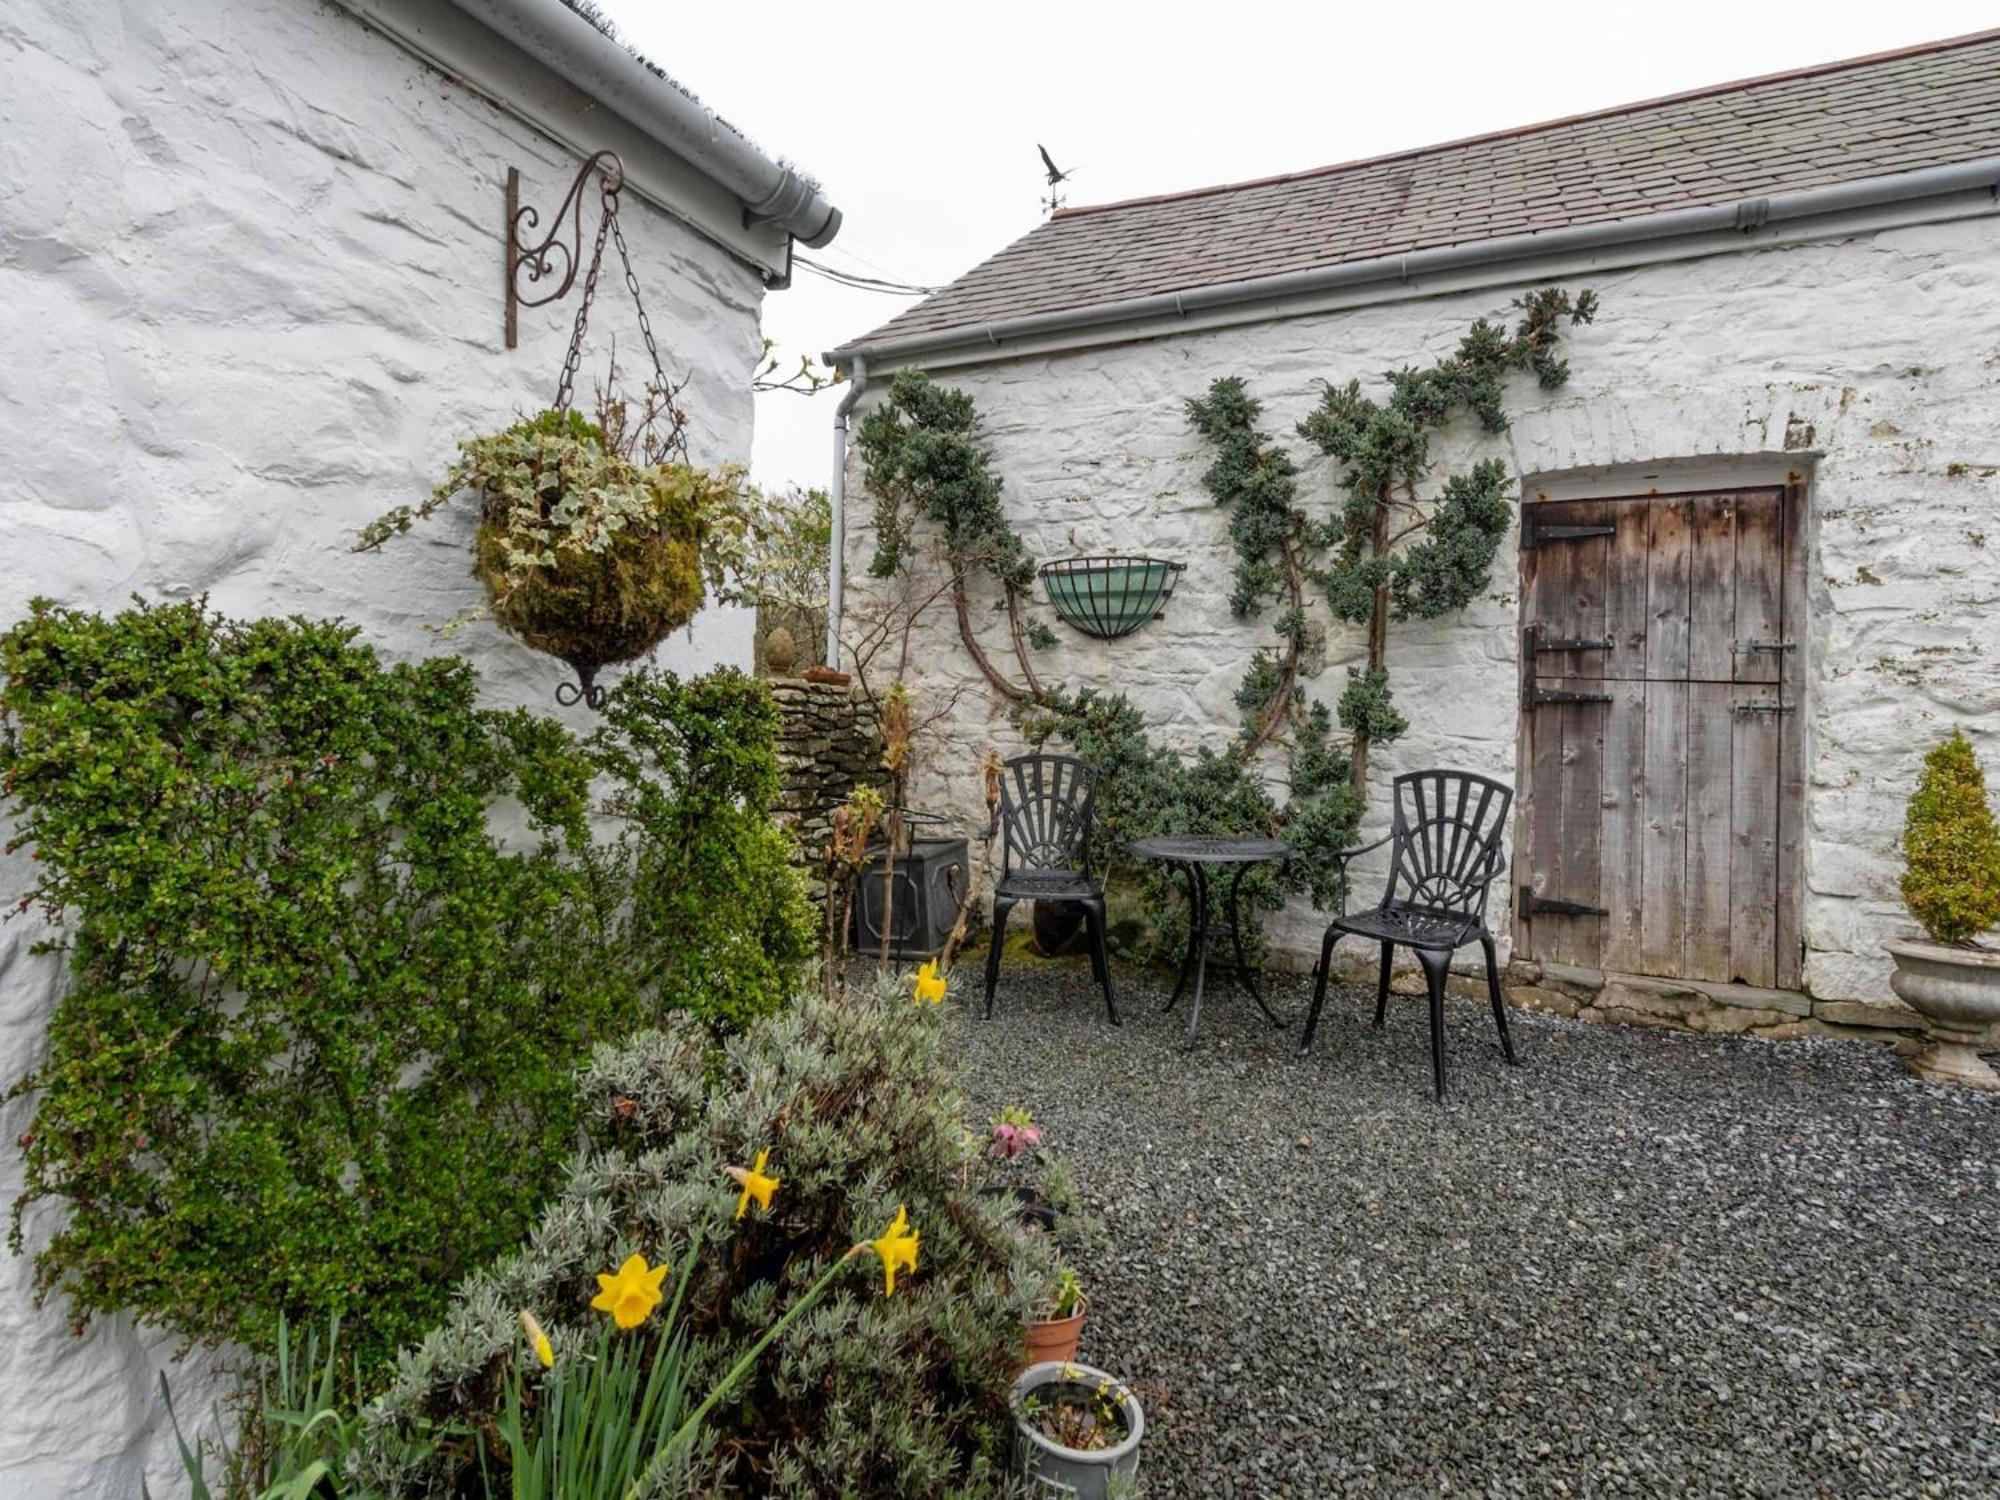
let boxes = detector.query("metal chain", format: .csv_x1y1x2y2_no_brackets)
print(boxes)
552,170,683,463
552,184,612,412
610,213,670,399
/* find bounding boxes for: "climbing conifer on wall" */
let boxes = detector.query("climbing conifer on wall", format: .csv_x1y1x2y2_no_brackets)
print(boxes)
1293,286,1598,792
857,368,1054,703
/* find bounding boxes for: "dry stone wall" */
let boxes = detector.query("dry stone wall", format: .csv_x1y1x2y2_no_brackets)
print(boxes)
0,1,768,1492
840,212,2000,1041
769,675,882,895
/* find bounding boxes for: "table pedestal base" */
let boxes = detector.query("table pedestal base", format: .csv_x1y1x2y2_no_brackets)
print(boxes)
1158,860,1291,1047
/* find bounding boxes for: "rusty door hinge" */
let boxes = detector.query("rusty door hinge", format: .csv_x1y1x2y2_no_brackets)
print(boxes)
1519,885,1610,918
1521,520,1616,550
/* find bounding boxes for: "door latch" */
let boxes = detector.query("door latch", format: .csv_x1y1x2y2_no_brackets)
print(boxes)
1731,638,1796,654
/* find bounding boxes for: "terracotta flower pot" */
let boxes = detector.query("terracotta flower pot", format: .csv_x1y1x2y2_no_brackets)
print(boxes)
1024,1297,1086,1367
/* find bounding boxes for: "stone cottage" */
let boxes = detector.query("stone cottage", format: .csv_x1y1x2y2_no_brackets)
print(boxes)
0,0,836,1492
828,32,2000,1040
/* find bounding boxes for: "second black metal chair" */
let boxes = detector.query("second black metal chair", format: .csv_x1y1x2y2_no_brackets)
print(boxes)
984,753,1118,1024
1301,769,1518,1099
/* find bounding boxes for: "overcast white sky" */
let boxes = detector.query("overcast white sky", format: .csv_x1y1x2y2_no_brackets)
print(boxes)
598,1,1996,496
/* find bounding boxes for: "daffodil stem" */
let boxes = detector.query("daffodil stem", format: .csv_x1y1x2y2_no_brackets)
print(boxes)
626,1246,866,1499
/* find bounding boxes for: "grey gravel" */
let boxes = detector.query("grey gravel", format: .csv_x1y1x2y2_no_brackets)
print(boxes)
949,960,2000,1498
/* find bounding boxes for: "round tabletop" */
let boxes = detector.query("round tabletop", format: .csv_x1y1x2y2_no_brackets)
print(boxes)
1128,834,1293,864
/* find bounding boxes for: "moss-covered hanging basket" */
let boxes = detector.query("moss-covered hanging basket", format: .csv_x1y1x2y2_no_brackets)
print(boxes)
1038,555,1186,640
467,427,725,702
357,408,738,706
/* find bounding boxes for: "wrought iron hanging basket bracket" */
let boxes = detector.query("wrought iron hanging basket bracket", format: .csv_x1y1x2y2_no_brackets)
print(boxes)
1038,554,1187,640
505,150,626,349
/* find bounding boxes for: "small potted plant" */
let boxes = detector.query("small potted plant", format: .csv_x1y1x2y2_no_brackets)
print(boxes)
989,1105,1044,1161
1024,1265,1087,1367
978,1106,1060,1233
1883,730,2000,1090
1011,1361,1144,1500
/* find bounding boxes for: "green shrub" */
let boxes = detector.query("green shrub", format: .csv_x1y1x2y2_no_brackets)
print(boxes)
1901,730,2000,945
1020,686,1361,961
358,979,1054,1498
2,599,812,1371
590,669,815,1033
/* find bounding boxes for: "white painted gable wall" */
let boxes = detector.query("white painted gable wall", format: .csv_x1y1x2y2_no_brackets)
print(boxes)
0,0,769,1491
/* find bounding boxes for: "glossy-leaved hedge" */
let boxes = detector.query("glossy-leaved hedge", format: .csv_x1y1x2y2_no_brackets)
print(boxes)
0,598,812,1369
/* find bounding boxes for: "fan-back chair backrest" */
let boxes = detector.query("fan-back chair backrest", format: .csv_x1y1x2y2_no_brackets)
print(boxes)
998,754,1098,878
1375,770,1513,920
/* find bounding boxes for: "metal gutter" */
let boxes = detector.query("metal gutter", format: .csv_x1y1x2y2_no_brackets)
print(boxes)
827,157,2000,368
824,357,867,670
444,0,841,248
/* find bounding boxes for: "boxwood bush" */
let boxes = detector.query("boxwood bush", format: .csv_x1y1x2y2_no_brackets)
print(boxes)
0,598,812,1370
1902,729,2000,945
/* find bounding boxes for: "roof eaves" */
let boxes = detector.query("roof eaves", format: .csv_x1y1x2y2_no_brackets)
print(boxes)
827,155,2000,368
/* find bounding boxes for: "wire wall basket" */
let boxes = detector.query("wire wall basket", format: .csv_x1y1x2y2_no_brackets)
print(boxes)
1038,555,1187,640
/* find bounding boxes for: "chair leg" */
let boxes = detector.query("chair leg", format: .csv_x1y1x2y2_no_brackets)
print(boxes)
1373,941,1394,1029
1417,948,1451,1103
984,898,1015,1019
1302,926,1342,1053
1481,933,1517,1065
1084,899,1119,1026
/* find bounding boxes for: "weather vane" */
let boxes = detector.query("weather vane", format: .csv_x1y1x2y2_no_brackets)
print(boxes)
1038,143,1074,215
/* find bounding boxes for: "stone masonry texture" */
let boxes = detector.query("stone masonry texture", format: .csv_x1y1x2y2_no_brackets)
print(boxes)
0,1,770,1492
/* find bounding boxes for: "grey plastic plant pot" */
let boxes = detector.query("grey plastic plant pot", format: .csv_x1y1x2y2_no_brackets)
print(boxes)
1010,1360,1145,1499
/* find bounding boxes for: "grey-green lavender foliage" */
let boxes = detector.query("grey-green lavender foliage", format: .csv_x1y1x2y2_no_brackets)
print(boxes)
356,977,1055,1498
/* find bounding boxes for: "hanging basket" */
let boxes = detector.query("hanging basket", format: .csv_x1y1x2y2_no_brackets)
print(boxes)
1038,555,1186,640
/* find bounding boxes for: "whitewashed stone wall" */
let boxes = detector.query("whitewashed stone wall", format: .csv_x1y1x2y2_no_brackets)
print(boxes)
842,214,2000,1012
0,1,769,1492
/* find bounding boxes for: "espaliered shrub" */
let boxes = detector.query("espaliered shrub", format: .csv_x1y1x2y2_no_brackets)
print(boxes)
1902,730,2000,945
1,599,812,1370
358,979,1053,1497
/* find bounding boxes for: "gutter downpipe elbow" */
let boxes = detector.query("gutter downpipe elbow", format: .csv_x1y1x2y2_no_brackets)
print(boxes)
443,0,842,247
826,357,867,670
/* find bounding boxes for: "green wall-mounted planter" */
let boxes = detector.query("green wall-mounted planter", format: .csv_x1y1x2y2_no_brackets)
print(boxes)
1039,555,1186,639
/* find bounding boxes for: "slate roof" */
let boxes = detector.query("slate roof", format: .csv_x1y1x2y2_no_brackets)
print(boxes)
843,30,2000,352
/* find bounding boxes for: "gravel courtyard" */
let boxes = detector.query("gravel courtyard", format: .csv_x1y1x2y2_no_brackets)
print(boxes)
949,959,2000,1497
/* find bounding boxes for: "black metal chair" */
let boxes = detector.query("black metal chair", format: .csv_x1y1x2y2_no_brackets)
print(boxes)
984,754,1118,1024
1301,770,1517,1100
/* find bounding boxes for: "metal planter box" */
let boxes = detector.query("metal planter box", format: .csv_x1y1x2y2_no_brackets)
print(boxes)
852,836,969,960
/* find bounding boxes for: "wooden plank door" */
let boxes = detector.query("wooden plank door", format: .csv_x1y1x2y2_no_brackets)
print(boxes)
1517,488,1800,988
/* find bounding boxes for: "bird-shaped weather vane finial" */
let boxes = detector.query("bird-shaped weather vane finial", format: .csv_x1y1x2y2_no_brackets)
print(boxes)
1038,143,1074,215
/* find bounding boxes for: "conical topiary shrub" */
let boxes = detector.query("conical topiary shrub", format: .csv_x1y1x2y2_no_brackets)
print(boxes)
1900,731,2000,946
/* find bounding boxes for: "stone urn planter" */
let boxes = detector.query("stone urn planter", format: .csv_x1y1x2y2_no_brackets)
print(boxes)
1883,937,2000,1091
1011,1361,1144,1499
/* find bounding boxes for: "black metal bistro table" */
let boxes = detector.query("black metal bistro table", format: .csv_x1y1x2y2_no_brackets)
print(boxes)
1128,834,1293,1046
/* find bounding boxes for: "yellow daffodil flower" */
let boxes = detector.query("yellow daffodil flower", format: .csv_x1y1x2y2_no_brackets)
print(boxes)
913,960,947,1006
867,1204,920,1296
590,1252,669,1330
518,1309,554,1369
728,1148,780,1220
